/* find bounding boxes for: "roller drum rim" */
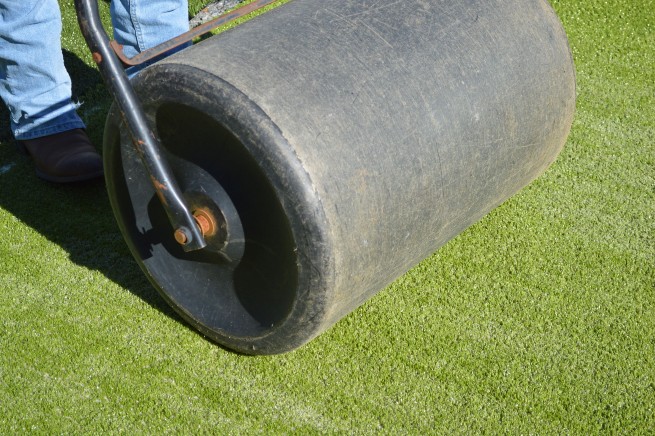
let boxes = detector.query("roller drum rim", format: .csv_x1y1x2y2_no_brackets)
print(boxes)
104,65,335,355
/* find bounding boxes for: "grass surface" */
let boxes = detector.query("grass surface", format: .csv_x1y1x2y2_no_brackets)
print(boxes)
1,0,653,433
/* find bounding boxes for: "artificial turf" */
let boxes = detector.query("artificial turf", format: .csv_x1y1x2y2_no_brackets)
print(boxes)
0,0,653,432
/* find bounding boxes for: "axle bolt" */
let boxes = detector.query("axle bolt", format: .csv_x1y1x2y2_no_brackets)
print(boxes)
174,228,190,245
193,208,217,237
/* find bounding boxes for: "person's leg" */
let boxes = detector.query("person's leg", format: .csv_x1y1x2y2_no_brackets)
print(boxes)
0,0,85,140
111,0,189,73
0,0,102,182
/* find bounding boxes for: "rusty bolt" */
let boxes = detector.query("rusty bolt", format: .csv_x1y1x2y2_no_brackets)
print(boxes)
193,209,217,237
174,228,189,245
92,52,102,64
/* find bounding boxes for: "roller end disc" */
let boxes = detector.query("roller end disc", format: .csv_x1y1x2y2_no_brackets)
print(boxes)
105,106,300,352
171,155,245,264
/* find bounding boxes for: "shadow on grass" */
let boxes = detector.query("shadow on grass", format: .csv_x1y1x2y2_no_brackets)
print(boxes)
0,50,184,325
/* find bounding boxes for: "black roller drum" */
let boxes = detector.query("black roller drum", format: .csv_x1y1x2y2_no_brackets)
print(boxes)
104,0,575,354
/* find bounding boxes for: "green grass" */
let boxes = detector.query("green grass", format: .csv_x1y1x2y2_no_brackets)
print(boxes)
1,0,653,433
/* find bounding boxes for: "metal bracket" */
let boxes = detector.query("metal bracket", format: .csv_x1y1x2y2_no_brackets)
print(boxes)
109,0,280,67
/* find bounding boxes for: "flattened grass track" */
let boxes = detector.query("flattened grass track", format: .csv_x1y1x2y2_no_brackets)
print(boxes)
0,0,653,432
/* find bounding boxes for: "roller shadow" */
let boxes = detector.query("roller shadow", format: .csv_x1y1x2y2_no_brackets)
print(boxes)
0,50,182,322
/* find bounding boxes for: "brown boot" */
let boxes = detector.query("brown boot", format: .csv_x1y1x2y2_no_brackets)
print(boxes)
17,129,103,183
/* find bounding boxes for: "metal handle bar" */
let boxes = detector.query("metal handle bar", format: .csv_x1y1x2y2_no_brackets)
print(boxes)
75,0,208,251
110,0,280,67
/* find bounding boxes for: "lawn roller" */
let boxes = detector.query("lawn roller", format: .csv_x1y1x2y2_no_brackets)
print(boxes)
75,0,575,354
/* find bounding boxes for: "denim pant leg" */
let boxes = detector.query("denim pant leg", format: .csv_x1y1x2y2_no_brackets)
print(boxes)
111,0,190,75
0,0,85,140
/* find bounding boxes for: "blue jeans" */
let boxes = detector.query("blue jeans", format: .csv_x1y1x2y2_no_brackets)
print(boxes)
0,0,189,140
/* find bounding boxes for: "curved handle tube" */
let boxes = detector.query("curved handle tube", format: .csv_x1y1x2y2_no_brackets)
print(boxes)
74,0,207,251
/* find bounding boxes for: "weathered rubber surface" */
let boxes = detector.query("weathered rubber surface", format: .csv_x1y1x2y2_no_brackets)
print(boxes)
104,0,575,354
